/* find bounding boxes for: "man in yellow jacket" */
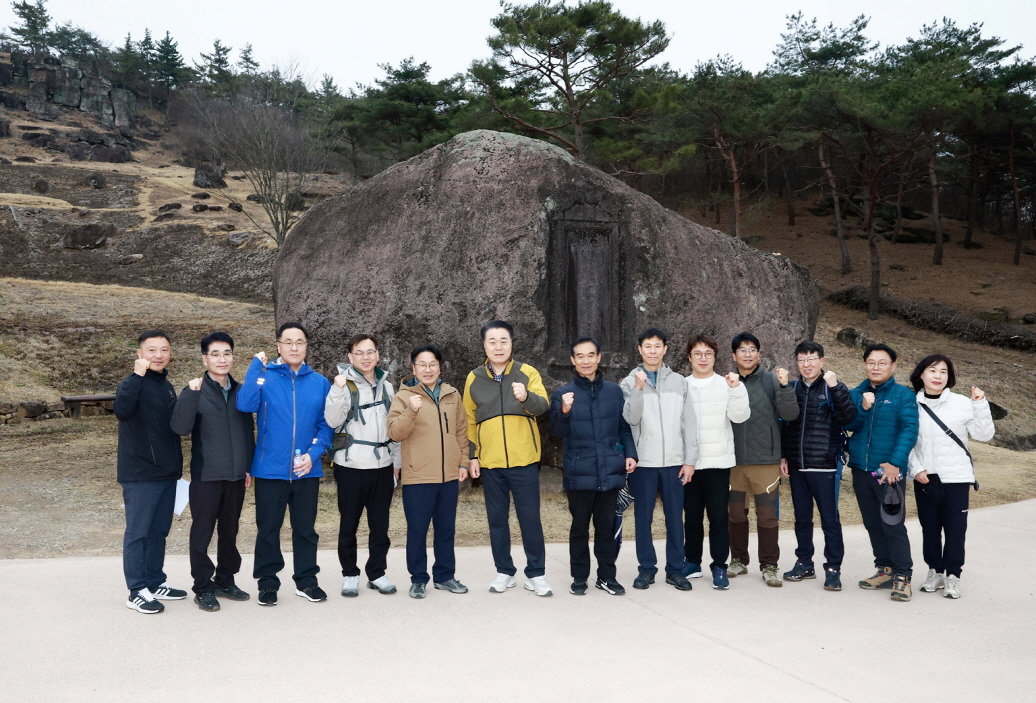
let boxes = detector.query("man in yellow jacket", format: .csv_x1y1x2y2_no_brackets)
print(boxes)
464,320,552,596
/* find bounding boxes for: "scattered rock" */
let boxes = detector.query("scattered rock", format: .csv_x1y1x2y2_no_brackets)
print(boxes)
836,327,870,348
207,205,223,212
17,401,47,418
118,254,144,264
284,191,305,211
193,163,226,189
0,119,9,138
80,172,107,189
14,156,36,162
245,193,269,204
215,223,236,231
230,174,246,180
191,192,211,200
0,157,11,165
228,202,243,212
152,212,177,222
158,202,182,212
227,231,254,246
1022,313,1036,325
63,223,116,249
192,203,209,213
31,178,49,194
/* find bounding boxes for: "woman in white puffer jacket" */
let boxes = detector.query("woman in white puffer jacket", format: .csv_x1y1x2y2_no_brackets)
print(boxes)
907,354,994,600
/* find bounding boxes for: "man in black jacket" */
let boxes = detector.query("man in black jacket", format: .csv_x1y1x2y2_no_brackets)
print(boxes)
171,332,256,612
779,341,857,591
114,330,186,614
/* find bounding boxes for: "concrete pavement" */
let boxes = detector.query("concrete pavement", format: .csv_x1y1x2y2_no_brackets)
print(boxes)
2,499,1035,702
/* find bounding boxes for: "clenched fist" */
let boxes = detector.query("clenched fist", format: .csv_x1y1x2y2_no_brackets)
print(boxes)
775,367,789,386
971,386,985,401
724,372,740,388
823,370,838,387
561,392,575,414
512,382,528,402
634,369,647,390
187,377,203,391
133,358,151,377
409,394,424,411
254,351,268,366
334,374,348,388
862,392,875,410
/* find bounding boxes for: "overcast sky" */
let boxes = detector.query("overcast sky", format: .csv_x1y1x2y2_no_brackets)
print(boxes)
3,0,1033,89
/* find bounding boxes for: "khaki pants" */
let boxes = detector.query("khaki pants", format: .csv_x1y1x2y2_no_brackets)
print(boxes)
728,464,781,568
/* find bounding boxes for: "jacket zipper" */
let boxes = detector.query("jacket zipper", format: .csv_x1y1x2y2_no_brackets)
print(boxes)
439,407,447,483
290,373,297,481
799,382,807,470
498,378,510,468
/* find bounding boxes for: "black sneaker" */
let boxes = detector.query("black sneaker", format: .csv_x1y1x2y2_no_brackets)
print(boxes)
257,589,278,606
569,579,588,595
783,562,817,582
295,584,328,602
633,572,655,590
152,583,188,600
194,591,220,612
595,578,626,596
665,573,693,591
824,569,843,592
126,588,164,614
214,584,250,601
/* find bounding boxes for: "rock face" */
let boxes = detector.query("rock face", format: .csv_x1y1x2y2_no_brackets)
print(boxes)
275,130,819,391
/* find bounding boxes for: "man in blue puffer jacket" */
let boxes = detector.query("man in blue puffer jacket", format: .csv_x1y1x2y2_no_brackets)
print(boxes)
845,343,918,602
549,337,638,597
236,322,333,606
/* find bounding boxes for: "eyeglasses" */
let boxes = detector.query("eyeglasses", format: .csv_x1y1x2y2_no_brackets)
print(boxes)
414,362,440,370
350,349,378,358
277,339,308,348
796,356,821,364
866,361,891,369
207,351,234,360
691,351,715,359
736,347,759,356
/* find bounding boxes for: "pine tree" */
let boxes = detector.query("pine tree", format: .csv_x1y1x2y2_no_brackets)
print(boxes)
155,30,190,99
237,43,259,74
137,28,157,107
9,0,51,56
195,39,235,95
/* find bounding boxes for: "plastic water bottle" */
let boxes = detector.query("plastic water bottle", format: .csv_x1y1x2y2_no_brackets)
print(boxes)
293,449,304,469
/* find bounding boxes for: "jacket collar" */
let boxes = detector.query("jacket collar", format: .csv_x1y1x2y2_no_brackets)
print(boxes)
573,371,603,389
482,359,514,378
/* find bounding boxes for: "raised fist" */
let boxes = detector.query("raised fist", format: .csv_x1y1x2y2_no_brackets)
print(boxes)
334,374,348,388
775,367,789,386
409,394,424,411
134,358,151,377
561,392,575,414
724,372,740,388
823,370,838,387
255,351,268,366
862,392,875,410
188,378,203,391
971,386,985,401
512,382,528,402
634,369,647,390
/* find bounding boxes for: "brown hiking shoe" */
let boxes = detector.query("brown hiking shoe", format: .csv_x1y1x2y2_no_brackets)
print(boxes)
858,566,893,590
890,574,912,601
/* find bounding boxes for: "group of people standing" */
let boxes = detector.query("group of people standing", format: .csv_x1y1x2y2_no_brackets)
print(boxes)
115,320,994,614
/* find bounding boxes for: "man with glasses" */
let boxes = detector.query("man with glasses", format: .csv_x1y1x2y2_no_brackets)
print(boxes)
171,332,255,611
236,322,332,606
728,332,799,587
845,343,918,601
778,341,856,591
463,320,553,596
324,334,401,597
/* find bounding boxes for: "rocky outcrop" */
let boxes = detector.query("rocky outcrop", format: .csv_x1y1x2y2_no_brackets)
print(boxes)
274,130,819,392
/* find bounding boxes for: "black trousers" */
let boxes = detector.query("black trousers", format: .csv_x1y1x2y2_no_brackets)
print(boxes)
683,468,731,571
334,464,394,580
914,475,970,577
189,478,246,593
852,469,912,577
253,476,320,591
121,479,176,593
567,489,620,581
788,470,844,571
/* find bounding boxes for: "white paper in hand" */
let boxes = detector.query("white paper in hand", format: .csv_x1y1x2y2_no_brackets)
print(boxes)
174,478,190,516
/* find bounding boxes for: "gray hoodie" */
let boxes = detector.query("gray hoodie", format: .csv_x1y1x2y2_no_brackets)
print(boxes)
323,364,401,469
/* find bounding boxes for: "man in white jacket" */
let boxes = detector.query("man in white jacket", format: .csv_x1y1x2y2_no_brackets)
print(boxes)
324,334,402,597
620,329,696,591
681,334,750,590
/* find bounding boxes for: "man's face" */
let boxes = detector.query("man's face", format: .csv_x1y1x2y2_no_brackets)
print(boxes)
865,350,895,386
796,352,825,383
638,336,668,370
137,336,171,372
483,327,513,367
348,338,380,375
202,341,233,377
571,341,601,379
688,343,716,377
276,327,308,367
412,351,441,387
733,341,760,375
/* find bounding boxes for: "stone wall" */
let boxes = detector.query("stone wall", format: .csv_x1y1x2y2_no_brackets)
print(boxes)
0,399,112,425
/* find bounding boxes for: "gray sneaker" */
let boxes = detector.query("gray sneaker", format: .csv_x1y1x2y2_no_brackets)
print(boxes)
920,568,945,593
341,575,360,597
367,575,397,594
434,578,469,594
762,565,783,587
944,574,961,599
727,558,748,577
409,583,426,599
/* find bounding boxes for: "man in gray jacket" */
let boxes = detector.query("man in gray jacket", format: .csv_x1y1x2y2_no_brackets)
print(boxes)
324,334,401,597
170,331,255,612
620,329,696,591
728,332,799,587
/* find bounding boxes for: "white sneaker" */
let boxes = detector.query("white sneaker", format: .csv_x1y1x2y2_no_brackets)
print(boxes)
488,573,517,593
367,575,397,594
524,575,553,597
919,568,945,592
944,574,961,599
341,575,360,597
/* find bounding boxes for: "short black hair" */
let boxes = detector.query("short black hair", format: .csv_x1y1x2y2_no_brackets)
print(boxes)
480,320,514,341
909,354,956,392
410,344,444,364
200,331,234,354
277,321,308,340
793,340,825,358
686,334,718,356
863,342,897,363
731,332,760,353
347,334,377,353
138,329,171,345
637,328,668,345
570,336,601,354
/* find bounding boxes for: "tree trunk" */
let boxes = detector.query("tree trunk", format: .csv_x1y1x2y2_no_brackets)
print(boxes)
716,131,740,238
930,149,944,265
762,148,770,197
963,141,978,247
1010,126,1023,265
819,138,850,274
865,180,881,320
781,157,796,226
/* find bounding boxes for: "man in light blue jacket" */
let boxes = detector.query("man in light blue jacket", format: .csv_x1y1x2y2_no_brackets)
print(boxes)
236,322,332,607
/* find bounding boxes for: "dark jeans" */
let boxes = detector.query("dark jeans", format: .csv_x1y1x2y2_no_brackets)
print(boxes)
482,463,546,578
402,481,459,584
788,470,844,571
253,476,320,591
630,466,685,576
914,475,969,577
121,479,176,593
189,478,246,593
334,464,394,580
684,468,731,570
852,469,912,577
567,488,620,581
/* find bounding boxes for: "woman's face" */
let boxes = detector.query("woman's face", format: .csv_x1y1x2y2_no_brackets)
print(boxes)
920,361,950,394
412,351,441,387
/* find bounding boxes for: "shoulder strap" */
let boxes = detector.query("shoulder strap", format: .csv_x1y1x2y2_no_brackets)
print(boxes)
919,403,973,464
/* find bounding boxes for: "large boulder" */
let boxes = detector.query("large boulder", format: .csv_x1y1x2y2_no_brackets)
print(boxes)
274,130,819,390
